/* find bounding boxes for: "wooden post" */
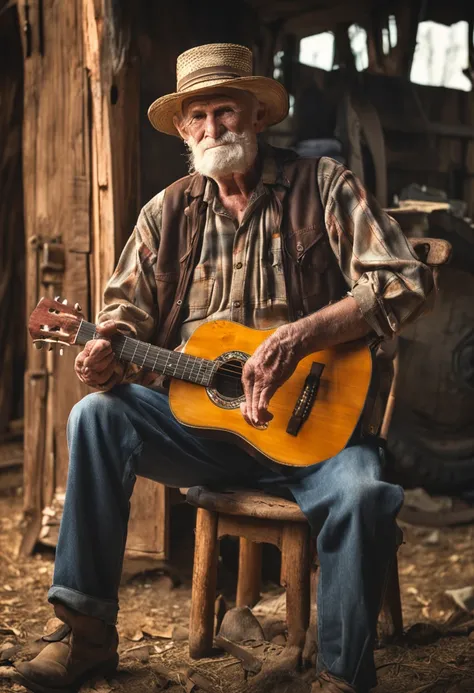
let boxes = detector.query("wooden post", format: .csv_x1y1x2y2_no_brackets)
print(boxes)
302,541,319,667
189,508,219,658
280,523,310,649
379,555,403,640
236,538,262,608
82,0,140,315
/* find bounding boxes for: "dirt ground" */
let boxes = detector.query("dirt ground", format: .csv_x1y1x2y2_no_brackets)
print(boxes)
1,481,474,693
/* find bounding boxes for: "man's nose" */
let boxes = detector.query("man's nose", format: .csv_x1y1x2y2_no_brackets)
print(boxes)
205,114,223,139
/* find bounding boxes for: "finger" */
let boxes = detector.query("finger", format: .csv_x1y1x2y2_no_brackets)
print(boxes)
257,389,274,422
251,373,265,424
95,320,118,338
82,368,114,388
239,401,254,427
83,340,112,366
83,348,115,370
241,364,254,419
94,361,117,385
86,354,116,375
87,338,112,357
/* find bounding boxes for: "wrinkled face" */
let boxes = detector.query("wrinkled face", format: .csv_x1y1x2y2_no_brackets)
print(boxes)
173,89,266,178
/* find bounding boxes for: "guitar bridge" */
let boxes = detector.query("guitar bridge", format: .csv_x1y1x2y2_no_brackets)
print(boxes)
286,362,325,436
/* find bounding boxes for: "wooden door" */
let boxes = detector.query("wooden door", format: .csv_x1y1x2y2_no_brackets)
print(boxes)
20,0,91,553
20,0,169,561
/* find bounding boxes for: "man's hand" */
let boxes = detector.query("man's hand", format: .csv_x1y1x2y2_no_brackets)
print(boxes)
240,324,301,427
75,320,125,391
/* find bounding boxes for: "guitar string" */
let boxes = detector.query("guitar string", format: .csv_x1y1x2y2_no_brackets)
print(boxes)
118,346,243,380
109,334,245,377
79,324,245,380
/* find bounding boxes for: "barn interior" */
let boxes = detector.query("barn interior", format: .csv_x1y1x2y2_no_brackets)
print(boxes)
0,1,474,692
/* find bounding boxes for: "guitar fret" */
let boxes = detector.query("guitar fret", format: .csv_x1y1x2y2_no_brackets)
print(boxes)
163,351,172,374
130,340,139,363
195,359,204,385
187,357,197,383
173,352,183,377
151,348,160,372
203,363,212,386
118,337,128,361
142,344,151,367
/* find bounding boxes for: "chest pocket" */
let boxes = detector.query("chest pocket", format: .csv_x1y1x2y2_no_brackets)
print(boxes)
182,264,216,319
286,227,331,306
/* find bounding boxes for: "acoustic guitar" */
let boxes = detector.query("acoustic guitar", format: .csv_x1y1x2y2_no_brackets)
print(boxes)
28,297,373,467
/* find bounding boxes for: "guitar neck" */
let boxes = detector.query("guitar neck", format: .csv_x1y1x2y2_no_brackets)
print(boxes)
76,320,217,387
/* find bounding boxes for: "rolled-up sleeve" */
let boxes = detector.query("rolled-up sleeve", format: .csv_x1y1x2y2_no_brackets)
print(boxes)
97,191,163,340
318,158,435,337
97,192,163,383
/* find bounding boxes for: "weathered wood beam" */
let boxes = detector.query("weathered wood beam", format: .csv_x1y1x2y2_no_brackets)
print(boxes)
82,0,140,316
0,3,25,435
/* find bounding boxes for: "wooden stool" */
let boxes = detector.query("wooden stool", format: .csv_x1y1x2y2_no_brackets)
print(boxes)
185,486,403,659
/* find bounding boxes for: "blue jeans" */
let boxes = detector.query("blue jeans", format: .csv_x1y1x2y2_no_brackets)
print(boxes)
49,384,403,690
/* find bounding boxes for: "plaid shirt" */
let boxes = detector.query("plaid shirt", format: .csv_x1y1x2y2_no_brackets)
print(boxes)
98,149,433,384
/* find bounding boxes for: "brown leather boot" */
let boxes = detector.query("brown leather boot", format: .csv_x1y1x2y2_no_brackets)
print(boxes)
14,604,119,693
311,671,358,693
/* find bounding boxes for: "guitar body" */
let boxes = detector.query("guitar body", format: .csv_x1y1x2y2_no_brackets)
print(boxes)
27,298,373,469
169,320,373,467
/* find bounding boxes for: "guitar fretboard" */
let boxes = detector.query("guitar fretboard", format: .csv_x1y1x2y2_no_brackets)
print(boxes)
76,320,218,387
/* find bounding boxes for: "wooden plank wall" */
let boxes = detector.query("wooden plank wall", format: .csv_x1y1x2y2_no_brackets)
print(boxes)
19,0,91,552
0,5,25,436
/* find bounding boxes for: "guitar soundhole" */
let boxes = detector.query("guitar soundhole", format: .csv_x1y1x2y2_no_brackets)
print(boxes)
207,351,248,410
214,359,244,399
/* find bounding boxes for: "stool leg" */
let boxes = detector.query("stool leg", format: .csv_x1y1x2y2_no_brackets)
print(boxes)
379,553,403,639
281,523,310,649
302,541,319,667
236,538,262,608
189,508,219,658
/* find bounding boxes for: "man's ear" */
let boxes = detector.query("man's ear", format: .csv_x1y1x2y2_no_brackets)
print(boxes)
173,114,187,140
253,102,267,134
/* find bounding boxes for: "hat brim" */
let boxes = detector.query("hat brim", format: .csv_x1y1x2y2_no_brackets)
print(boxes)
147,76,289,137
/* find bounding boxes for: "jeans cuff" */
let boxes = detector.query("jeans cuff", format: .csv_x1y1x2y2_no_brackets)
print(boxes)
48,585,118,625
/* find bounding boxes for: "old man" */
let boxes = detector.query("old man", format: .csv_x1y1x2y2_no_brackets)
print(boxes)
16,43,434,693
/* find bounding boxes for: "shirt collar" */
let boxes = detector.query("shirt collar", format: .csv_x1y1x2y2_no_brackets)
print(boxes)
260,143,291,189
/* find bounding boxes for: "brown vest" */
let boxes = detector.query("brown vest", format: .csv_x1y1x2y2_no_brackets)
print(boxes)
153,147,348,350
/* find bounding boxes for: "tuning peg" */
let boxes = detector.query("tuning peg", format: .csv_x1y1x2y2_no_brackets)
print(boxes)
34,342,43,350
74,303,82,312
62,299,68,305
55,295,61,301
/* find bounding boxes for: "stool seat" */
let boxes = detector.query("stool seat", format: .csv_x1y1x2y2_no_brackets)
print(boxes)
186,484,403,659
186,486,307,522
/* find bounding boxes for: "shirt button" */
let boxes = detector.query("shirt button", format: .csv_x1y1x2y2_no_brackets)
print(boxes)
235,262,243,270
176,299,183,306
296,242,304,252
233,301,241,308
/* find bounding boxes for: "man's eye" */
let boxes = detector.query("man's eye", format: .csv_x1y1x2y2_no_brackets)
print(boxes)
191,114,204,121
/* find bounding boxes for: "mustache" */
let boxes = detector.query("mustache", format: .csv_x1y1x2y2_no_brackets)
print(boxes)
200,131,247,152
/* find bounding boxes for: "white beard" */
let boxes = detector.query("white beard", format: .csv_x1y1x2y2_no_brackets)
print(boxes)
186,130,257,178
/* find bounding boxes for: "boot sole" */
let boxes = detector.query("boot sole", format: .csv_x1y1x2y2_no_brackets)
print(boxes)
14,653,119,693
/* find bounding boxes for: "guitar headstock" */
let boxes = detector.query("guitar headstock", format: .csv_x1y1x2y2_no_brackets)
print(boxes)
28,297,84,351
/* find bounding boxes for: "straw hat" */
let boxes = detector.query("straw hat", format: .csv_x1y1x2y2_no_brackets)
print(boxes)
148,43,289,137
